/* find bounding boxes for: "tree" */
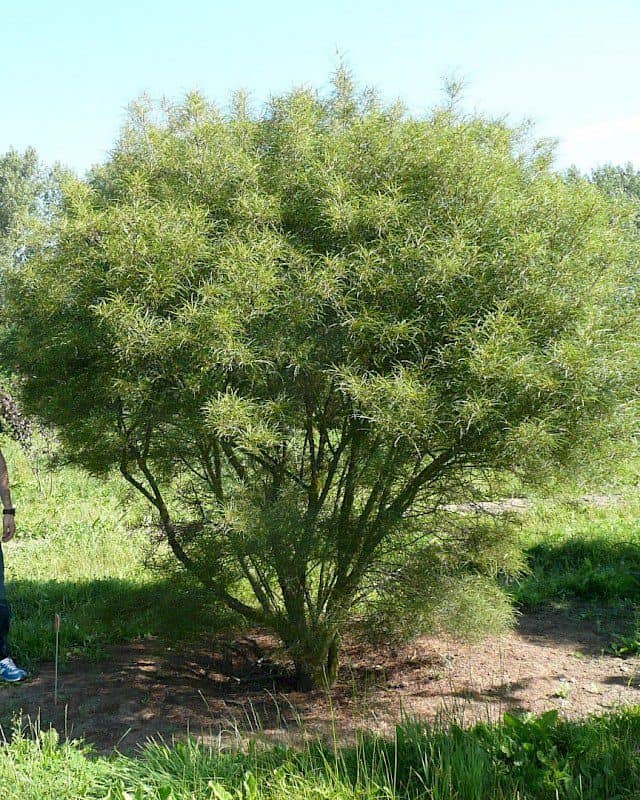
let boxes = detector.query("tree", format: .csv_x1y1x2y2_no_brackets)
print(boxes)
0,147,57,274
589,162,640,200
3,76,639,688
586,164,640,232
0,147,58,440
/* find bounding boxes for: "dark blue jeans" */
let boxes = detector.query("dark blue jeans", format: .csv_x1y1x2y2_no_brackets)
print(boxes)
0,546,11,658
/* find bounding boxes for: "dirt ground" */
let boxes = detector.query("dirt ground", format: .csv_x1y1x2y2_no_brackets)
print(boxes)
1,609,639,754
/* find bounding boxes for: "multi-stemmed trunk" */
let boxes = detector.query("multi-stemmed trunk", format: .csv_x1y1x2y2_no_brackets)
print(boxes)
288,630,341,691
119,417,454,694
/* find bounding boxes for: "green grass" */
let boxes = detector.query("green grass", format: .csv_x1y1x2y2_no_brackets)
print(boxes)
500,465,640,658
8,575,238,668
511,492,640,604
4,436,142,540
1,439,237,668
1,709,640,799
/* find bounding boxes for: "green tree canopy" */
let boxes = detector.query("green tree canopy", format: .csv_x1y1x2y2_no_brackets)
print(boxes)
589,162,640,200
3,76,639,687
0,147,59,438
0,147,58,274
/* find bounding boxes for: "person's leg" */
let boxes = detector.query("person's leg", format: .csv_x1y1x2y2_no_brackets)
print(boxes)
0,544,10,659
0,544,26,681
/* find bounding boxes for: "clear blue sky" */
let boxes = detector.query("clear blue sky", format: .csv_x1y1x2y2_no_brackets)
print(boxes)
2,0,639,175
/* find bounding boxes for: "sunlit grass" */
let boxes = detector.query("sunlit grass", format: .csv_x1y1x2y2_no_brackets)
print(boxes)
4,436,145,544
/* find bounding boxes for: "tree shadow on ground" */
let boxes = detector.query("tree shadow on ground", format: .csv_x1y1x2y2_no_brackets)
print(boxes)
602,673,640,689
446,681,531,717
0,635,310,755
6,576,240,668
514,607,631,655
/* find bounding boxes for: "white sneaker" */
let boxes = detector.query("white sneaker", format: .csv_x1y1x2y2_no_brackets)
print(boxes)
0,657,28,682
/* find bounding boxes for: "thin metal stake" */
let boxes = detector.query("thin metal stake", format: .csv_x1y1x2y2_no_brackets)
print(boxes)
54,613,60,705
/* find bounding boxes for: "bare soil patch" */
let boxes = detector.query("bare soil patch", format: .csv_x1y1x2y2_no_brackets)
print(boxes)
1,609,639,754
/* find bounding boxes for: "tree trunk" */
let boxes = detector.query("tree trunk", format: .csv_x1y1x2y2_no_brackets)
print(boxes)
325,633,340,685
292,632,341,691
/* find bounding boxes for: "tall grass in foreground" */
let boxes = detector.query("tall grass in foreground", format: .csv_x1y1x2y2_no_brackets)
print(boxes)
0,709,640,799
